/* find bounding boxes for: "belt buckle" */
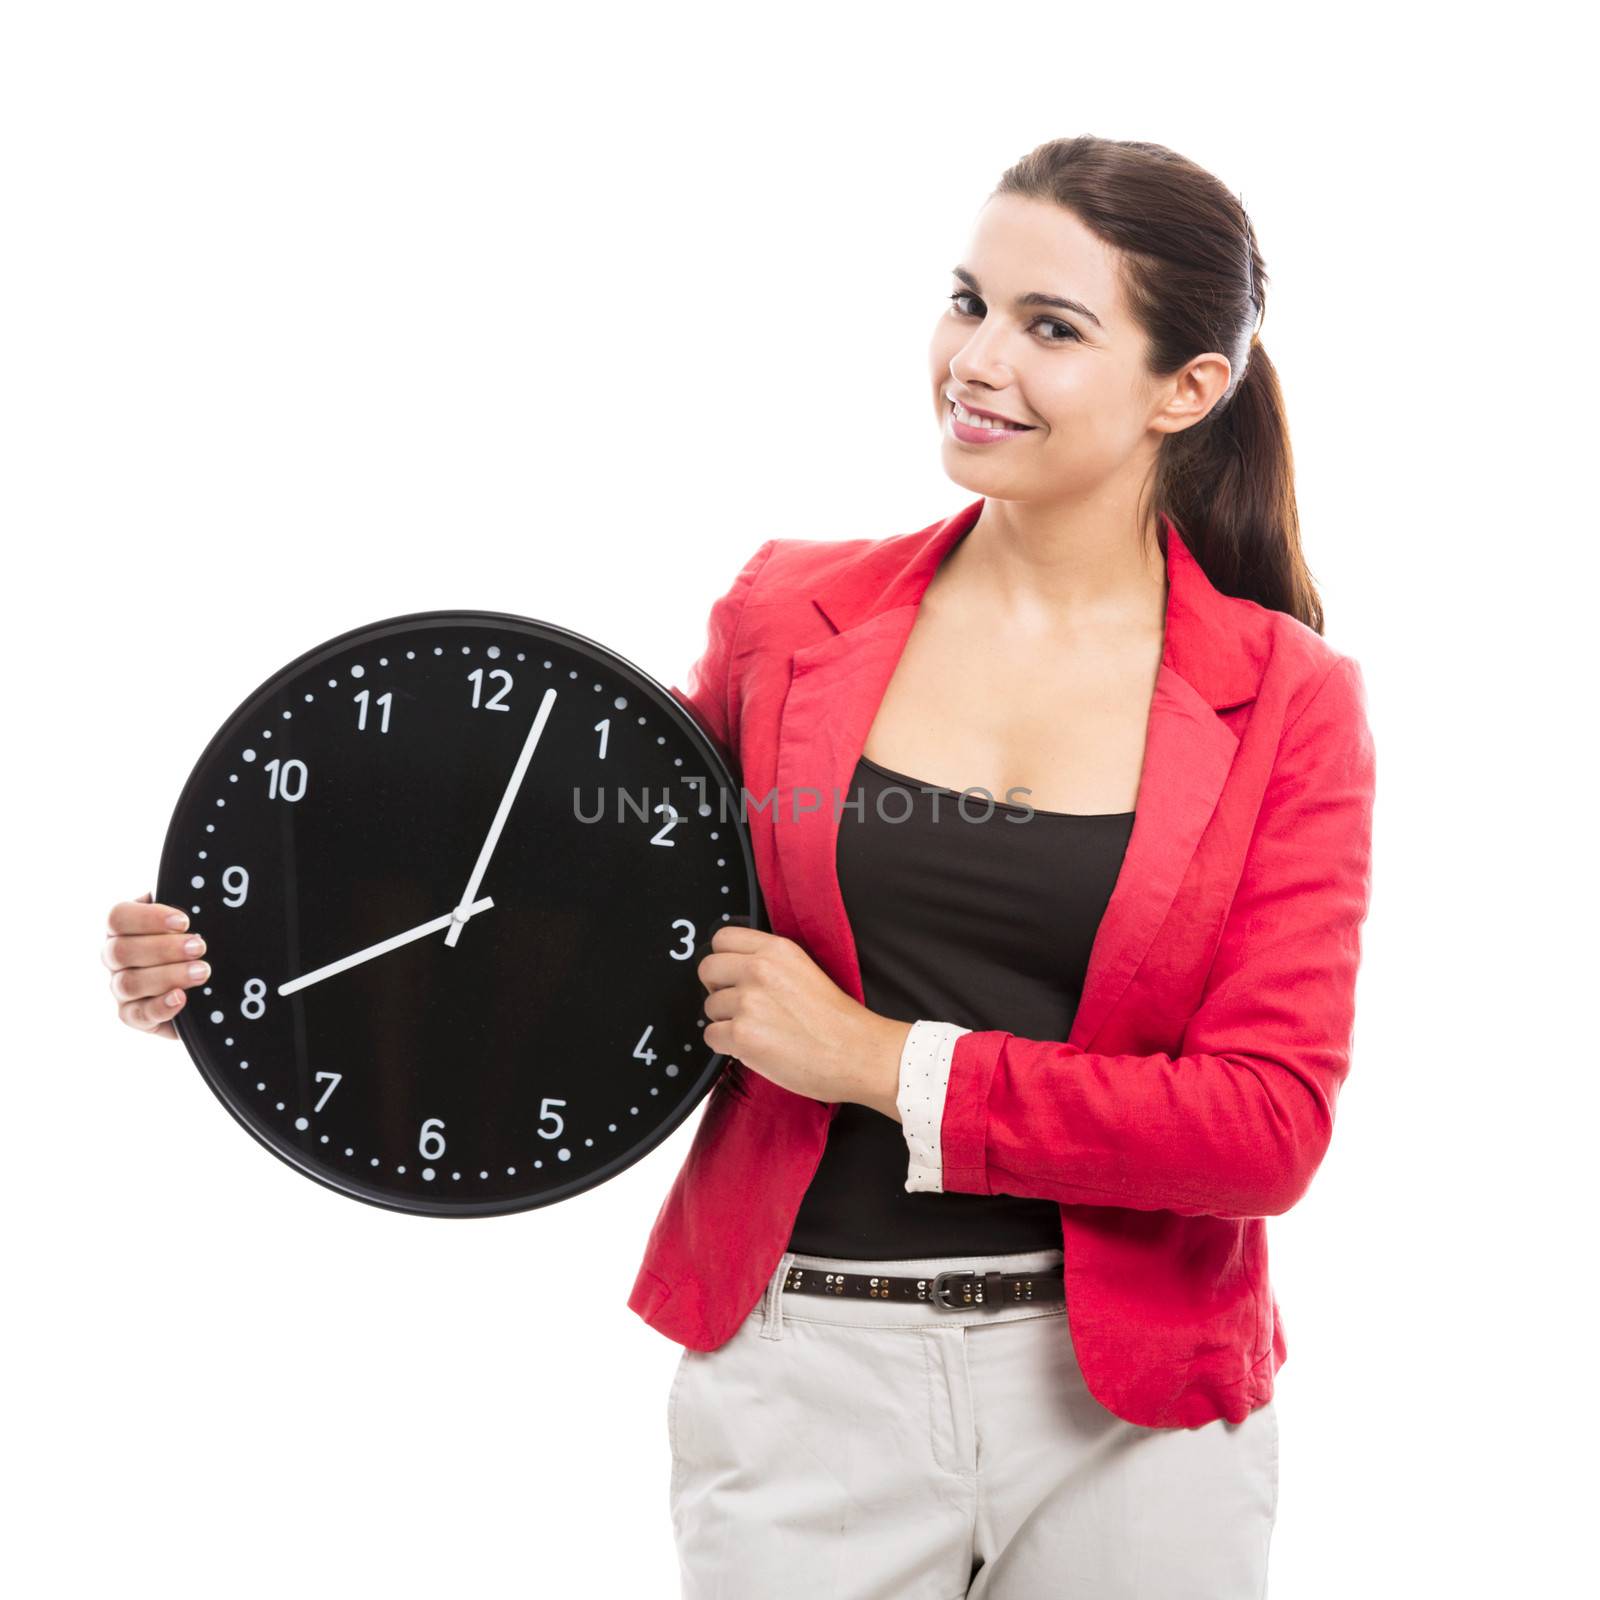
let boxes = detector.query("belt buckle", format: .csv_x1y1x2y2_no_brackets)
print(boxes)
931,1269,977,1309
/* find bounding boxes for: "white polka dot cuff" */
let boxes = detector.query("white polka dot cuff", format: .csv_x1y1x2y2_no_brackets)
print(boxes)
896,1018,972,1193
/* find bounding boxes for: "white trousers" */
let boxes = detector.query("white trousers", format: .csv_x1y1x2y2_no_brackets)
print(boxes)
668,1246,1278,1599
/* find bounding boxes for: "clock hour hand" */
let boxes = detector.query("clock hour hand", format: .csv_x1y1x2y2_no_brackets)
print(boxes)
444,685,558,948
278,896,495,997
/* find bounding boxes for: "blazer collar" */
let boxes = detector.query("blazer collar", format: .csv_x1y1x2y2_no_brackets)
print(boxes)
770,497,1263,1055
808,496,1260,713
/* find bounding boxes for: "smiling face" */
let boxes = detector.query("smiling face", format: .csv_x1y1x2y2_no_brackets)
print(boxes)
929,193,1227,506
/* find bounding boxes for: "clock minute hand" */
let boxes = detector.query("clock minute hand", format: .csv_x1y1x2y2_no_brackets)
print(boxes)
444,684,559,949
278,896,495,997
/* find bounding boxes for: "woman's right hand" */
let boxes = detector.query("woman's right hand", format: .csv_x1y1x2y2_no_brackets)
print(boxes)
104,891,211,1041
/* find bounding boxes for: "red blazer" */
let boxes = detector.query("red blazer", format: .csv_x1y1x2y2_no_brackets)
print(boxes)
628,496,1377,1429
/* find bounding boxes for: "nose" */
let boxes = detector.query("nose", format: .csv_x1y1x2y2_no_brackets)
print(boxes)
948,322,1015,394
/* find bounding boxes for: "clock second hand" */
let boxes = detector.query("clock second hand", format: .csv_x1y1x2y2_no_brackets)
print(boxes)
278,896,495,997
444,685,558,949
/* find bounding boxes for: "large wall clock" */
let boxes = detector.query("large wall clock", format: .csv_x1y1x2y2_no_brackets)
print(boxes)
155,610,763,1218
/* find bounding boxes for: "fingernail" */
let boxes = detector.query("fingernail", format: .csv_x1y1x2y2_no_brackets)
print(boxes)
187,962,210,982
166,912,189,931
184,937,205,957
166,990,183,1006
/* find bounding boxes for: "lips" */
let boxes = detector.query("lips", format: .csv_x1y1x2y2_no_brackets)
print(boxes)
948,394,1033,427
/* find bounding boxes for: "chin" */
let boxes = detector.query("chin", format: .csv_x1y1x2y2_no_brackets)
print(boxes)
938,455,1006,497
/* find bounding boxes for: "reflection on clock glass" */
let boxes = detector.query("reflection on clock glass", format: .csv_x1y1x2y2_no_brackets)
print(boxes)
156,613,760,1217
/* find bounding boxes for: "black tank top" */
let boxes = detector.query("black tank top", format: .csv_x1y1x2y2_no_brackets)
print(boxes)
785,752,1136,1258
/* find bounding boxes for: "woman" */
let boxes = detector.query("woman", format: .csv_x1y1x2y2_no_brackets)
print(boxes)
104,135,1375,1596
634,136,1375,1596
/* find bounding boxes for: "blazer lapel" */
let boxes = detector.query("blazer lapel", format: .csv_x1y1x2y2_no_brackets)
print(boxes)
770,497,1259,1057
1067,661,1236,1047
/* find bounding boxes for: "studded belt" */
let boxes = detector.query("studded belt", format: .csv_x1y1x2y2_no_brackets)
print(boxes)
781,1262,1065,1311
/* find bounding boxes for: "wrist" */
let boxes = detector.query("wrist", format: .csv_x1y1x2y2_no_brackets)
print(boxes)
855,1014,913,1122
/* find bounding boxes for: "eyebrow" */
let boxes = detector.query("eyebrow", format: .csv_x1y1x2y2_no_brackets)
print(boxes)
952,265,1104,330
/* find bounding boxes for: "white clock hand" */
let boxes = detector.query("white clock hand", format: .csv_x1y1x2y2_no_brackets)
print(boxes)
444,684,558,948
278,896,495,997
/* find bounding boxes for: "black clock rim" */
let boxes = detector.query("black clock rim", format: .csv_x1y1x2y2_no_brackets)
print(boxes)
155,607,766,1219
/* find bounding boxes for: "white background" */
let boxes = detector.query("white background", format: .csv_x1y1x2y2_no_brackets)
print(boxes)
4,3,1592,1595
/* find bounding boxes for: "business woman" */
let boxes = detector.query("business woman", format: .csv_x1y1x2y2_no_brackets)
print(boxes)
633,135,1376,1598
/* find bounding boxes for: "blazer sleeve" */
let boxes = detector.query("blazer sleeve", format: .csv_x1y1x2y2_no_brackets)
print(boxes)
929,655,1377,1220
669,539,779,771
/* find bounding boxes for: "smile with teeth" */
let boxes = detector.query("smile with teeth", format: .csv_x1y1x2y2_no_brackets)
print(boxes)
950,398,1032,431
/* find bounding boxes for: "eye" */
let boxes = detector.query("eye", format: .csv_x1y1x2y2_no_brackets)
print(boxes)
947,290,1082,345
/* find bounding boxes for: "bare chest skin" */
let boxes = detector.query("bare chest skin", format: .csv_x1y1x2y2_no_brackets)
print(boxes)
860,595,1164,817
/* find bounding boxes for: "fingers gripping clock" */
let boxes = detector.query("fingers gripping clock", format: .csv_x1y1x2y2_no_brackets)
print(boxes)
156,611,763,1217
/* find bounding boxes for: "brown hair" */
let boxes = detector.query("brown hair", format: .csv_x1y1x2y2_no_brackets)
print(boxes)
993,134,1324,634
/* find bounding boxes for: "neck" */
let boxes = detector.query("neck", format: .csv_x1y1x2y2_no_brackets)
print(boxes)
933,493,1168,637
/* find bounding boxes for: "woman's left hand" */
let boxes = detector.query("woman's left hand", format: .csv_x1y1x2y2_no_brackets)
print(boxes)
697,925,912,1120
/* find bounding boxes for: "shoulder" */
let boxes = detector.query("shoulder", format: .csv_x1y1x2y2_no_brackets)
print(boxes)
1232,603,1373,795
1212,584,1369,740
723,531,905,647
743,533,882,599
702,533,875,606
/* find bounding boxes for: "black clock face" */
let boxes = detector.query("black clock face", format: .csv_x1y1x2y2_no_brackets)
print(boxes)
155,611,762,1217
